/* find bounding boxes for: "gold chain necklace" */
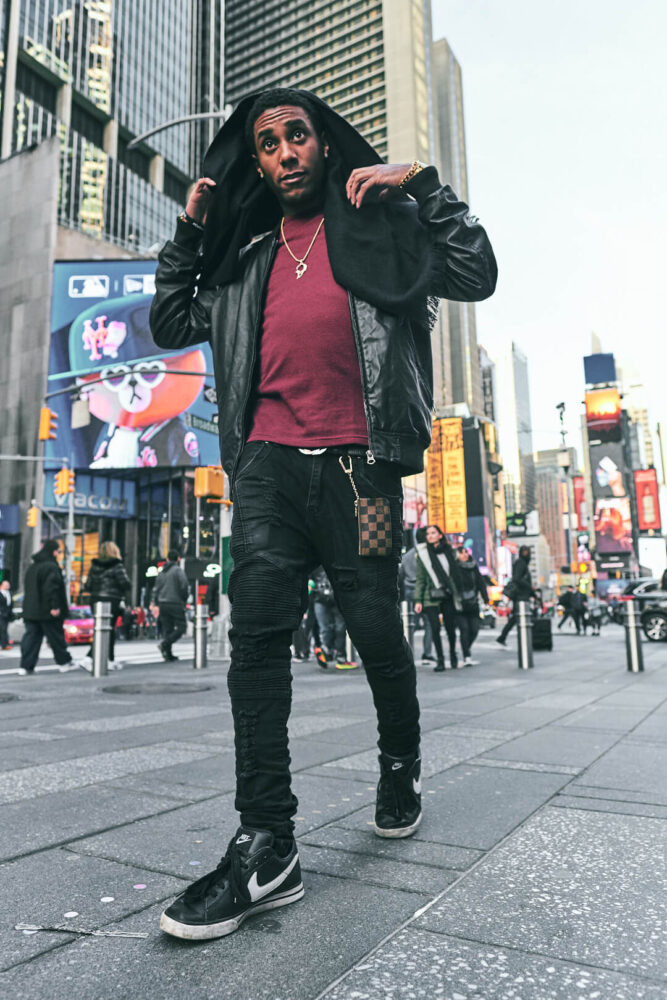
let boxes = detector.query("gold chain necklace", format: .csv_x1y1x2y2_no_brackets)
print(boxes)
280,216,324,279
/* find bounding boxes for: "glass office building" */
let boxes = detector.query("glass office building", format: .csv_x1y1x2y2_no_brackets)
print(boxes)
0,0,224,251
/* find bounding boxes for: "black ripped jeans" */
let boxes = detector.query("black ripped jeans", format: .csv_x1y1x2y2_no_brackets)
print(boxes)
227,442,421,842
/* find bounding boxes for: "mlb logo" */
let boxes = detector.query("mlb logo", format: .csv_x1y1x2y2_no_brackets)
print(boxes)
69,275,110,299
123,274,156,295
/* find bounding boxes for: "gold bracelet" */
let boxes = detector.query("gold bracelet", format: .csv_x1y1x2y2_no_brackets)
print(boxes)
399,160,426,190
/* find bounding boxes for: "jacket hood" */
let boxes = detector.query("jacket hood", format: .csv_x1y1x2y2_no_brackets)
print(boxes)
32,550,58,564
199,88,434,321
91,557,122,567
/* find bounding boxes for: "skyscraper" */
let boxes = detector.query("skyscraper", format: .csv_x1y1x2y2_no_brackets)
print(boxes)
1,0,224,252
494,343,536,514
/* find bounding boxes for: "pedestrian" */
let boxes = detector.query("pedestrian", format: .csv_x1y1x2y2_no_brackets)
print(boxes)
292,575,320,662
0,579,14,649
453,546,489,666
311,567,356,669
82,541,132,670
414,525,460,670
19,539,73,675
151,549,189,662
661,567,667,592
399,540,434,664
571,589,587,635
496,546,536,646
587,592,604,636
557,586,576,631
150,86,496,940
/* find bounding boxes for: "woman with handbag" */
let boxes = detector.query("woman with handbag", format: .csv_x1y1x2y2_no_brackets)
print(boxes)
82,541,132,670
414,524,460,671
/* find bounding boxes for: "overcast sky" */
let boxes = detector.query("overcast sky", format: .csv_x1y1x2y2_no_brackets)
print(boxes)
430,0,667,462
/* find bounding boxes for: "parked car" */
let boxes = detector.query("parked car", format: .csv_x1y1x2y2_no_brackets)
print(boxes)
63,605,94,645
639,591,667,642
611,579,660,624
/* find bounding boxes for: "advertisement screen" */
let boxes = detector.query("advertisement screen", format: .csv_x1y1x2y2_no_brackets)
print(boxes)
589,442,627,499
635,468,661,532
593,497,633,554
572,475,586,529
441,418,467,534
585,388,622,443
45,261,220,470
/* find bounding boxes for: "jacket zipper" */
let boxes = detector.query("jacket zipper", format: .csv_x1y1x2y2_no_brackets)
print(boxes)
231,236,279,487
347,292,375,465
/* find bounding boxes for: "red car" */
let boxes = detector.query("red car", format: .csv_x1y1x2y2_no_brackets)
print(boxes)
63,605,94,644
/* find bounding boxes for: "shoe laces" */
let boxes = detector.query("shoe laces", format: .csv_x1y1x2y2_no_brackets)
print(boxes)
186,836,251,905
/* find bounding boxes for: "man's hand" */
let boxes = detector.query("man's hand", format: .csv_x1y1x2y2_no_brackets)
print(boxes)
184,177,217,225
150,604,159,619
50,608,60,618
414,602,423,615
346,163,411,209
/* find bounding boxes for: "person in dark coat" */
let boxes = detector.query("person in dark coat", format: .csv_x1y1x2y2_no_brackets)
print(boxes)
151,549,189,661
496,546,536,646
19,539,73,674
557,586,577,631
83,541,132,669
453,546,489,666
0,580,13,649
414,525,460,670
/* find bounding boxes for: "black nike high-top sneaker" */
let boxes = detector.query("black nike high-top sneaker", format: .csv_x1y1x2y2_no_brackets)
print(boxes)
374,750,422,838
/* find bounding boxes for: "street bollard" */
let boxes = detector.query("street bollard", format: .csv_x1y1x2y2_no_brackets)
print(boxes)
516,601,534,670
194,603,208,670
92,601,111,678
624,600,644,673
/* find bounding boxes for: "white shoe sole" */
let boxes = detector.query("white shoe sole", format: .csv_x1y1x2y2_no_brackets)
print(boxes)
374,811,422,839
159,883,304,940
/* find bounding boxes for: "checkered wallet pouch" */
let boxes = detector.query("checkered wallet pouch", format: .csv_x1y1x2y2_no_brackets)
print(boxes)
339,456,393,557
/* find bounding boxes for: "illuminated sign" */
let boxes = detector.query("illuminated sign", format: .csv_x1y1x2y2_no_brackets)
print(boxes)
589,442,627,500
441,418,467,534
585,388,621,429
593,497,633,555
635,469,661,532
572,475,586,529
425,420,446,530
45,261,221,470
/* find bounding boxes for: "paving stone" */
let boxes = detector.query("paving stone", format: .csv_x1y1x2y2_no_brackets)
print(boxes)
573,741,667,796
1,846,185,973
557,705,653,730
300,825,481,870
0,785,190,863
416,806,667,978
323,927,667,1000
335,764,570,850
482,726,619,768
0,877,424,1000
299,843,452,895
552,794,667,820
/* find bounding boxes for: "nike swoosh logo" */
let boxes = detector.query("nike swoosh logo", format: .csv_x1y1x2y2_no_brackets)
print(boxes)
247,853,299,903
236,834,251,844
391,762,403,771
413,778,422,795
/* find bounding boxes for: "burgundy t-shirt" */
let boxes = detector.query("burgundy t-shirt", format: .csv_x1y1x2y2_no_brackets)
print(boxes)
247,212,368,448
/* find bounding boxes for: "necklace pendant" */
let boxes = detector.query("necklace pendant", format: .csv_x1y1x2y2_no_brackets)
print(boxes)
295,261,307,279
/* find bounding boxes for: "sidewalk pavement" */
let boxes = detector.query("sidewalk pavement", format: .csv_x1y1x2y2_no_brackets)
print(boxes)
0,625,665,999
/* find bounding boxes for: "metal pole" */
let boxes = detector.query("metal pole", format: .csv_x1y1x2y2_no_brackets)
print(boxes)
194,603,208,670
66,482,75,603
92,601,111,677
516,600,534,670
625,600,644,673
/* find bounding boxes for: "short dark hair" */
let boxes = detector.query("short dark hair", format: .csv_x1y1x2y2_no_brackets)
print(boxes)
167,549,180,562
519,545,531,559
244,88,324,152
42,538,60,554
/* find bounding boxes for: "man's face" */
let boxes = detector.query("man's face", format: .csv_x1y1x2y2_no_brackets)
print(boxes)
253,105,328,215
0,581,9,591
457,549,470,562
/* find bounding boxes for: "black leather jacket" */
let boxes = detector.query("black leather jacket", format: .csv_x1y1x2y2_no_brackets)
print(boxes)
150,172,496,484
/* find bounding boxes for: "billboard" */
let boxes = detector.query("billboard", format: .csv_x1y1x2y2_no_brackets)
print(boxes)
593,497,633,554
425,420,446,530
572,475,586,528
441,418,467,534
589,442,627,499
635,468,661,532
583,353,616,386
45,261,220,470
506,512,527,537
585,387,622,442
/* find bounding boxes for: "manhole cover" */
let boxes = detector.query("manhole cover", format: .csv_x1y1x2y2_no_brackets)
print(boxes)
102,683,215,695
0,693,18,703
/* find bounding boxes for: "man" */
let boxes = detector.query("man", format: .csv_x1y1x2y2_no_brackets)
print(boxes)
0,579,14,649
399,539,434,664
311,567,356,669
496,546,536,646
19,539,73,675
453,546,489,666
557,585,577,631
150,87,496,940
151,549,189,661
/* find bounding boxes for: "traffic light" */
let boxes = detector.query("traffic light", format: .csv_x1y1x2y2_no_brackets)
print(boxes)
194,466,224,498
38,406,58,441
54,467,75,495
26,505,38,528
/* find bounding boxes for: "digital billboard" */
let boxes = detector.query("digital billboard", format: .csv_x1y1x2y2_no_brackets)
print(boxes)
583,353,616,386
593,497,633,554
589,442,627,499
45,261,221,470
635,468,661,532
585,387,622,442
441,418,467,534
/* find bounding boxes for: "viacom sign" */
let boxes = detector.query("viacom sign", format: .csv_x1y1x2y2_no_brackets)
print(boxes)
44,472,135,519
